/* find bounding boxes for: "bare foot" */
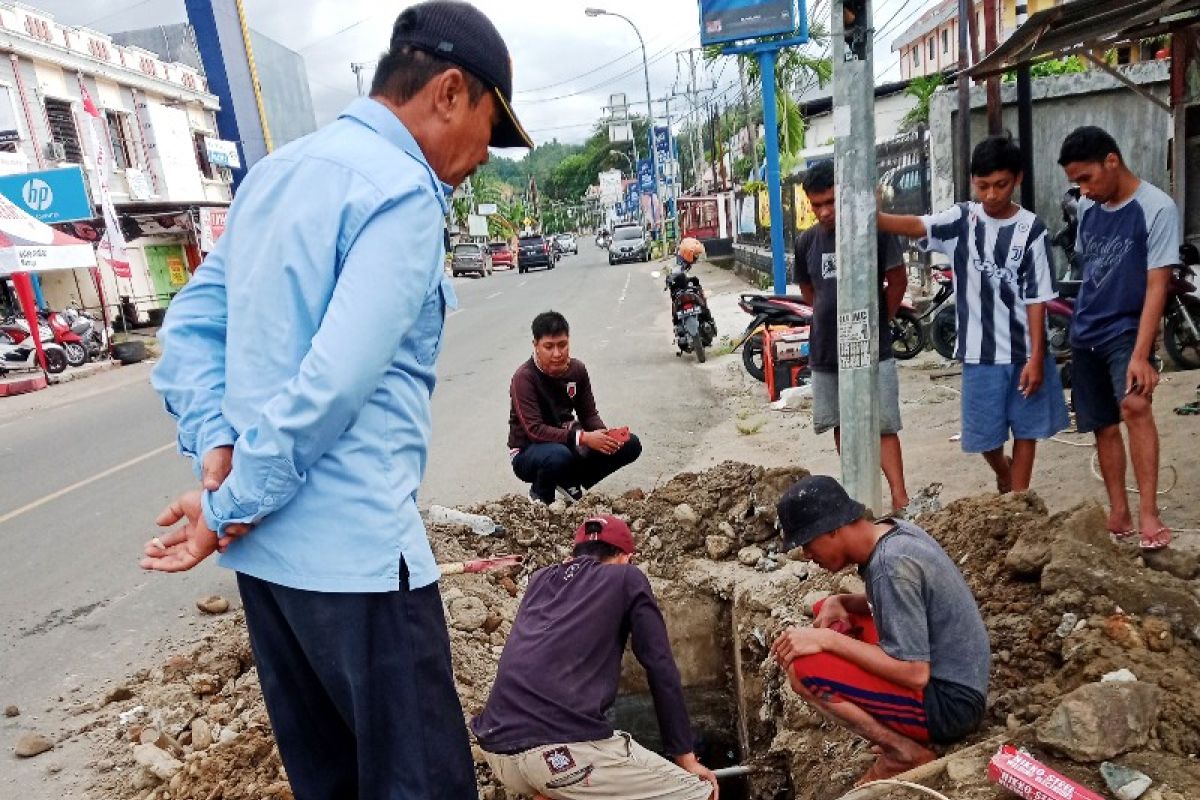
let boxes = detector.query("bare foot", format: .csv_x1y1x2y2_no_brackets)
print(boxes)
1107,510,1135,538
854,747,936,787
996,456,1013,494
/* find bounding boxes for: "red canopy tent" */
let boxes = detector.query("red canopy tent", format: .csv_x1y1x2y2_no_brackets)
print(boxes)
0,193,100,376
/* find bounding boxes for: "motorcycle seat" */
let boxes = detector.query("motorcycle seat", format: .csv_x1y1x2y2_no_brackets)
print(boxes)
1058,280,1081,299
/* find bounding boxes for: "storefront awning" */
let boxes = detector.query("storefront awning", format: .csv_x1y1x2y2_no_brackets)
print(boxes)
970,0,1200,79
0,193,97,277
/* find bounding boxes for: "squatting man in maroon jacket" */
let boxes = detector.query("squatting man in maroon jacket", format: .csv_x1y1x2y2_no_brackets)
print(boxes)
508,311,641,503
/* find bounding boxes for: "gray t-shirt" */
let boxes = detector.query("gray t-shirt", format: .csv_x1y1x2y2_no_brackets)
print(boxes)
861,520,991,740
793,225,905,372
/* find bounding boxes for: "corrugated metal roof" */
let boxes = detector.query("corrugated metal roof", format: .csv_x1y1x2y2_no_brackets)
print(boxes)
971,0,1200,77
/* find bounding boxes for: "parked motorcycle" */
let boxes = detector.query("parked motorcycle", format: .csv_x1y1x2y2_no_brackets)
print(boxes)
1164,243,1200,370
0,329,67,374
2,310,88,367
889,302,927,361
663,238,717,363
1052,187,1082,280
62,304,111,361
732,293,812,381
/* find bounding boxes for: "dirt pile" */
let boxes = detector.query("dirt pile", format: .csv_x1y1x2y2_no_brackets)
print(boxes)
77,463,1200,800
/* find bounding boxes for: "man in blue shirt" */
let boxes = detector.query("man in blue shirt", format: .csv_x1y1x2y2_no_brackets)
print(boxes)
141,3,532,797
1058,127,1179,551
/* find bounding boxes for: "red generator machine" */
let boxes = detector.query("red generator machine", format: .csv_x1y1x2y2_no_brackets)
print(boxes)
763,326,811,401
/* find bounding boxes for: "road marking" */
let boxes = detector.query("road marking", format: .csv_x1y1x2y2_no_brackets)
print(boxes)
617,272,631,309
519,279,529,287
487,291,503,300
0,442,176,527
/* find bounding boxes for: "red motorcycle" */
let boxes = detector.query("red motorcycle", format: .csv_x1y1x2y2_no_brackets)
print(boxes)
1,310,88,367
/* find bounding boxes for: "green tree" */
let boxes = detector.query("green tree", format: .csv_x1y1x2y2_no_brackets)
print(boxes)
900,73,945,130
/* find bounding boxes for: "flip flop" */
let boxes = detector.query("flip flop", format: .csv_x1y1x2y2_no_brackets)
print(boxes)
1109,528,1136,542
1139,526,1172,551
854,749,936,787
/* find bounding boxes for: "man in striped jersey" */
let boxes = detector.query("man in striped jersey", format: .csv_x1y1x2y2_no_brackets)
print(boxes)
1058,126,1179,551
880,136,1069,493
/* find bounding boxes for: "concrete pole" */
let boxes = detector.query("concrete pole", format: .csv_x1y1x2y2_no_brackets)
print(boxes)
956,0,972,201
1015,1,1035,210
983,0,1003,134
833,0,882,511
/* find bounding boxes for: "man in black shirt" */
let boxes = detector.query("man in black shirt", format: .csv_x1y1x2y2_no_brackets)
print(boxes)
509,311,641,504
795,161,911,514
473,515,717,800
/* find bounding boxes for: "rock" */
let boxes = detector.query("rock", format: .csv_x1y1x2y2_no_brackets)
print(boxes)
1141,617,1174,653
132,743,183,781
620,488,645,501
1140,547,1199,581
190,718,213,752
673,503,699,528
648,535,663,551
4,705,18,717
130,766,159,790
196,595,230,615
1104,614,1145,649
548,500,567,514
449,596,489,632
1055,613,1079,638
104,685,134,704
482,612,505,635
1006,531,1053,576
1036,681,1160,761
704,535,735,560
161,655,194,681
1101,762,1153,800
945,753,987,784
755,557,781,573
186,673,221,696
217,727,239,744
801,591,831,616
1102,668,1138,683
836,574,865,595
737,546,764,567
717,521,736,538
14,732,53,757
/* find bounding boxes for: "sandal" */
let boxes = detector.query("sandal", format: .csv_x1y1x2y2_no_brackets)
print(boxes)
1109,528,1136,542
1139,526,1172,551
854,749,935,787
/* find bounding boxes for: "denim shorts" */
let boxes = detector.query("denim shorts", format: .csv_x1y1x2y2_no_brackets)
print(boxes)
1070,332,1144,434
960,353,1070,453
811,358,903,436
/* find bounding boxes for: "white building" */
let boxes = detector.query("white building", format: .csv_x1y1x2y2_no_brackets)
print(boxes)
0,1,235,323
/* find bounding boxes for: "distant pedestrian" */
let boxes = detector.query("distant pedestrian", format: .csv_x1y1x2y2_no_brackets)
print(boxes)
473,515,718,800
795,160,911,514
142,2,532,798
879,135,1069,493
508,311,642,504
1057,125,1179,550
771,476,990,787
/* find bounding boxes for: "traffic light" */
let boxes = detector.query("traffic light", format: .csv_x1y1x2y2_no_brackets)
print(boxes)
843,0,869,60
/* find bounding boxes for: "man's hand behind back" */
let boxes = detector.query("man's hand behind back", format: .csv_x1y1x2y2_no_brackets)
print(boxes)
140,490,219,573
674,752,719,799
198,446,250,552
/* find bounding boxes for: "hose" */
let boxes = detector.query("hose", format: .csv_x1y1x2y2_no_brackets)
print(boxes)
837,778,955,800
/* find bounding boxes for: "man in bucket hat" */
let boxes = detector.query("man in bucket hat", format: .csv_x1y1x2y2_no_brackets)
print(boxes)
770,477,991,786
473,515,718,800
145,3,530,797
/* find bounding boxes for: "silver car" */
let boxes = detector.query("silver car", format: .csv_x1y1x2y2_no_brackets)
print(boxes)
451,242,493,278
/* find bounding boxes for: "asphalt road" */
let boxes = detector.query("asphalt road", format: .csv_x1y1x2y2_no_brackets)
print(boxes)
0,242,724,792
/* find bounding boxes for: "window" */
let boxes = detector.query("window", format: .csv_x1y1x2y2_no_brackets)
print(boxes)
912,44,920,67
192,131,215,180
942,28,949,54
44,97,83,163
106,110,134,170
928,37,936,61
0,84,24,153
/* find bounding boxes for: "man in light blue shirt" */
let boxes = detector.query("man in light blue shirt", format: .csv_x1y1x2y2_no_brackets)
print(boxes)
141,3,532,797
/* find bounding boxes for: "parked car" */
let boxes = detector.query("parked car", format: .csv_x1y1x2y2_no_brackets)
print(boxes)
451,242,492,277
554,233,578,255
878,163,927,216
608,225,648,264
488,241,515,269
517,234,557,273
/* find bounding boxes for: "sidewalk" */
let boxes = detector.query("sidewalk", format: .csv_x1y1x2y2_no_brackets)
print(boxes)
0,359,156,423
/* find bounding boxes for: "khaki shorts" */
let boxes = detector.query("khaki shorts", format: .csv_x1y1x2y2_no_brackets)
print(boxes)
482,732,713,800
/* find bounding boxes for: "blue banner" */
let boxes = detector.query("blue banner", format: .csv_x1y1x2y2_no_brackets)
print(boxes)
637,158,655,193
0,166,92,223
626,184,639,213
653,126,671,161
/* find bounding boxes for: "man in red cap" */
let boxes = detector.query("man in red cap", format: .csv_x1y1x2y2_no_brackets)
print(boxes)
472,515,718,800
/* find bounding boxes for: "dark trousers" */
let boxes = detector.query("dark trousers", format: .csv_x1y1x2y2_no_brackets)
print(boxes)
511,435,643,502
237,565,478,800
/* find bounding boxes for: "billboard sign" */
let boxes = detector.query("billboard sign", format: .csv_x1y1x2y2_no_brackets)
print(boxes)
198,206,228,252
477,202,498,215
698,0,798,46
599,169,623,205
0,166,92,223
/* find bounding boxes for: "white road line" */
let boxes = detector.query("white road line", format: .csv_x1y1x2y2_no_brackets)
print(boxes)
0,442,176,527
617,272,631,308
487,291,503,300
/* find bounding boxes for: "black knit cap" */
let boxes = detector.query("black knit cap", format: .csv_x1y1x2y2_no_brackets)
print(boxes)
777,476,866,551
389,0,533,149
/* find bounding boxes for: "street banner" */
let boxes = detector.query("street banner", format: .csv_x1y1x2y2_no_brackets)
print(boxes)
599,169,623,205
626,183,639,213
637,158,655,193
698,0,799,46
77,78,131,279
198,207,228,252
653,126,671,161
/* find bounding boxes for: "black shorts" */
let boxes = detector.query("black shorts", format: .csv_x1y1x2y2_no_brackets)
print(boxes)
1071,332,1147,433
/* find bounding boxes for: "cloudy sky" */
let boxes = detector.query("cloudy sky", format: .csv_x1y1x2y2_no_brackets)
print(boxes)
34,0,933,150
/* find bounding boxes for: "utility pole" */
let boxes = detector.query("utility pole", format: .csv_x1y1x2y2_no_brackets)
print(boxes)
955,0,972,200
1015,1,1035,210
687,50,705,191
983,0,1002,133
738,59,758,180
834,0,882,511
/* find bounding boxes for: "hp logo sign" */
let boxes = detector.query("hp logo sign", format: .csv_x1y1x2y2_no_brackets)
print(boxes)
22,178,53,211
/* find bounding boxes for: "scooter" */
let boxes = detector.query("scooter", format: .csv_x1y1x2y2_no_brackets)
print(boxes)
62,305,111,361
664,257,717,362
1163,243,1200,370
0,329,68,374
732,293,812,381
2,311,87,367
